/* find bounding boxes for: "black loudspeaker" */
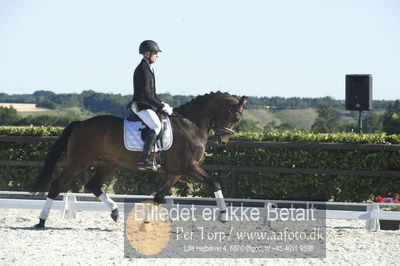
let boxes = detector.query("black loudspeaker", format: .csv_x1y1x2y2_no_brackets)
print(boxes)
345,74,372,111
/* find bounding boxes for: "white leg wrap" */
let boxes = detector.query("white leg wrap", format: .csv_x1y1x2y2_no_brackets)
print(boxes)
214,190,227,212
39,198,54,220
99,193,118,211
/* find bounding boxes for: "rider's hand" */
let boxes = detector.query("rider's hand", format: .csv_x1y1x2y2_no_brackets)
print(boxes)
162,105,173,115
162,102,171,109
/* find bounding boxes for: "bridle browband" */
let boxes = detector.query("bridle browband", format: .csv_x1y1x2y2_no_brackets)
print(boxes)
211,107,243,136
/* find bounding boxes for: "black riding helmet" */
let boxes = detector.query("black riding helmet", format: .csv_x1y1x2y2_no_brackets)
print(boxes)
139,40,162,54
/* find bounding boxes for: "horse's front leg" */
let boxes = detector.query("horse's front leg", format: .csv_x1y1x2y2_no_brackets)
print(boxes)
153,174,182,204
138,174,181,224
187,165,228,222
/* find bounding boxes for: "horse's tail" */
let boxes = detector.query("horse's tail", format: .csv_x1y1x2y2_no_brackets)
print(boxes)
31,121,81,192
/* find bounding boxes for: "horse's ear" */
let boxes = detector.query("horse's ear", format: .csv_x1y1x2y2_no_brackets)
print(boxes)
238,96,248,106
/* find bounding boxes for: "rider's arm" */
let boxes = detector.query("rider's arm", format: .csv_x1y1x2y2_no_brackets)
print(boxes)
134,65,165,111
141,67,164,111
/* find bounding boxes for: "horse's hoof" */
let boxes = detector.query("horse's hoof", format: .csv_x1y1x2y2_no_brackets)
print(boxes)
111,208,119,222
33,219,46,229
219,211,228,222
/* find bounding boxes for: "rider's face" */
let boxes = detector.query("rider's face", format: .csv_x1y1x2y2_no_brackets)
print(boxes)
144,51,159,63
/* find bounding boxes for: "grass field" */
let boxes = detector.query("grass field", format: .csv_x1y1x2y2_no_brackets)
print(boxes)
273,109,318,130
0,103,50,112
0,103,92,118
245,108,318,130
20,107,92,118
243,109,280,126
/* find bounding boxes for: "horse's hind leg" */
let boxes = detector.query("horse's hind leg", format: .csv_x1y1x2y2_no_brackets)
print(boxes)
85,163,119,222
35,162,89,228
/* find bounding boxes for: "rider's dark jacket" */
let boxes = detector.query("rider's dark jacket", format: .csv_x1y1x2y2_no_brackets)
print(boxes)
131,59,164,112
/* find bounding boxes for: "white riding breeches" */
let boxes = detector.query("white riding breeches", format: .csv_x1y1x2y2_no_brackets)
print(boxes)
130,102,162,135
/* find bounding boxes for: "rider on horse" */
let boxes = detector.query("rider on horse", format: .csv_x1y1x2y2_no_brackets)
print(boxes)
130,40,173,170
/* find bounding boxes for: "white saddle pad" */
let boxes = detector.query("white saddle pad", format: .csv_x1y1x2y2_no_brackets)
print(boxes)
123,116,173,152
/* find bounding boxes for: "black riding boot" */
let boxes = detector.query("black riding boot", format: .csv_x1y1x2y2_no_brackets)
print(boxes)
138,130,160,170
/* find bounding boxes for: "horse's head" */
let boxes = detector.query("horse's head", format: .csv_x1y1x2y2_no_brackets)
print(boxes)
175,92,248,145
212,95,248,146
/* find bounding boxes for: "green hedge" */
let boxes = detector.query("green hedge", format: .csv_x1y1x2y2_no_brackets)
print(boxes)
1,126,399,202
204,131,400,201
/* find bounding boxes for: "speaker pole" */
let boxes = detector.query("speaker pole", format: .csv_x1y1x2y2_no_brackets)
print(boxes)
358,111,363,134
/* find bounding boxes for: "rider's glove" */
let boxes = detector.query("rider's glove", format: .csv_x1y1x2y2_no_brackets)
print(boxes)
162,102,171,108
162,105,173,115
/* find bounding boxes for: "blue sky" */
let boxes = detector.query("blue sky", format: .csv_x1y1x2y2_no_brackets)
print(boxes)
0,0,399,99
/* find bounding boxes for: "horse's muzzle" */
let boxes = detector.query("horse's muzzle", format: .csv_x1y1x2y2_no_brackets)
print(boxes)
214,138,228,147
212,126,234,147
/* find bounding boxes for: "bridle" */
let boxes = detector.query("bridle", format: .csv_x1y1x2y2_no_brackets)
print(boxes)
211,107,243,137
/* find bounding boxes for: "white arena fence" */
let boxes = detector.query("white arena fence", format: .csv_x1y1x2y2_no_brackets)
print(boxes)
1,191,400,231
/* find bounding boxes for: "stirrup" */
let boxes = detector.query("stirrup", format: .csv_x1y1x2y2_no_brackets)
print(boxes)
137,160,161,171
152,156,161,171
137,160,152,171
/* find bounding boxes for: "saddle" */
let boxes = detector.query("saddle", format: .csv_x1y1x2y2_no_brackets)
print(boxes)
123,111,173,152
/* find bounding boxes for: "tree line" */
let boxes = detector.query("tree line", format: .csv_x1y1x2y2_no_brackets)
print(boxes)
0,90,394,113
310,101,400,134
0,90,399,134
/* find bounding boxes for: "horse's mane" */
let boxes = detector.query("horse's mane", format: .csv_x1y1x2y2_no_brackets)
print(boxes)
175,91,236,114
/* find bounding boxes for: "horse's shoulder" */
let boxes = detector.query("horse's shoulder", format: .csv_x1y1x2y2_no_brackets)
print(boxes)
170,115,194,127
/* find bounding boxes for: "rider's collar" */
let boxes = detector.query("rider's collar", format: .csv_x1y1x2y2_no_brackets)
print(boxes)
142,57,153,65
142,59,154,73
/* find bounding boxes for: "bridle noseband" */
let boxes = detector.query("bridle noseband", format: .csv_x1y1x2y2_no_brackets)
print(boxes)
212,108,243,136
213,126,235,135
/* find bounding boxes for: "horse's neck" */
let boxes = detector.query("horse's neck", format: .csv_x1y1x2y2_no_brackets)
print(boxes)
177,103,216,130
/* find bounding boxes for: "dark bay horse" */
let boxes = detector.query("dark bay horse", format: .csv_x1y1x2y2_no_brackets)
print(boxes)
32,92,247,228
